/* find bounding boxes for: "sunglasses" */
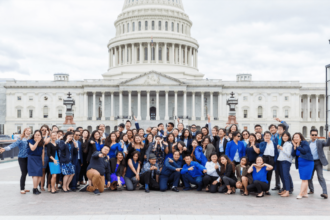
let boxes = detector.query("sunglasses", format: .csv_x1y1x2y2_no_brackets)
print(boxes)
311,134,317,136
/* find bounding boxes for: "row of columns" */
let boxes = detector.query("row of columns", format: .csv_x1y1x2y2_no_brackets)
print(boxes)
84,91,218,121
108,43,198,69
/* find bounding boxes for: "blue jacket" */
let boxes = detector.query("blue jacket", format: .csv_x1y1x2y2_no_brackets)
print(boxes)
259,139,279,170
181,161,206,178
72,140,83,165
161,158,181,176
59,140,78,164
194,146,208,166
291,140,314,169
225,141,246,162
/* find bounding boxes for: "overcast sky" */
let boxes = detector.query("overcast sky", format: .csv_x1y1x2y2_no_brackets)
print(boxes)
0,0,330,82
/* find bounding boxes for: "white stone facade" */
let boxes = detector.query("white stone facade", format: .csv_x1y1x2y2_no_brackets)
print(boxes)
1,0,326,137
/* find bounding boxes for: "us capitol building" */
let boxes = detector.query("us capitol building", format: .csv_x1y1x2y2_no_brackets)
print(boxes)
0,0,326,137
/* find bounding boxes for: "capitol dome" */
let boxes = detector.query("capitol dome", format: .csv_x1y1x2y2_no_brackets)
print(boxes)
102,0,203,80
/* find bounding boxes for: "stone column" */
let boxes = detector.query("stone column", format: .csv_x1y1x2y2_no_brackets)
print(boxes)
174,91,178,118
110,92,114,120
84,92,88,120
132,44,135,64
140,43,143,64
192,92,196,120
184,45,187,65
201,92,204,120
128,91,132,119
114,47,118,67
165,90,169,120
156,91,160,120
137,91,141,120
183,91,187,119
172,44,175,64
92,92,96,120
307,94,311,121
163,43,167,63
316,94,319,121
146,91,150,120
156,42,159,64
179,44,182,65
210,92,214,119
101,92,105,120
148,42,151,63
124,44,127,65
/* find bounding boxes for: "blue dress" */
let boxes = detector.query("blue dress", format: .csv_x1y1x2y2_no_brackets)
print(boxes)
296,150,314,180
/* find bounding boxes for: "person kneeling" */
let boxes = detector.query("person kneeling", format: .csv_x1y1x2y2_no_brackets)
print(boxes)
159,151,182,192
181,155,207,191
79,146,111,195
139,153,160,193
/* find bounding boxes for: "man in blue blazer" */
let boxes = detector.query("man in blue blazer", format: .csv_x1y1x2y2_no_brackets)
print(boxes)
308,129,330,199
70,130,84,191
259,131,279,195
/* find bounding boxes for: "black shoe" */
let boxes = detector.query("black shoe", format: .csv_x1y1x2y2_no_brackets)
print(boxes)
265,191,271,195
145,187,150,193
79,185,88,192
172,187,179,192
272,187,280,191
94,189,100,195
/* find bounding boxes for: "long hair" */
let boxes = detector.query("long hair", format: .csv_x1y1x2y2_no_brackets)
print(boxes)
219,155,235,174
30,130,45,147
105,132,117,146
281,131,292,147
20,127,31,140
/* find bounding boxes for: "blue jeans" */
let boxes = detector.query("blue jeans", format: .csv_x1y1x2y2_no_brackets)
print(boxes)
159,172,181,191
278,161,293,191
182,173,203,191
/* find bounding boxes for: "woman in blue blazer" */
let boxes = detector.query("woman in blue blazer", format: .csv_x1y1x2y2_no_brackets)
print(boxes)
291,132,314,199
225,131,246,166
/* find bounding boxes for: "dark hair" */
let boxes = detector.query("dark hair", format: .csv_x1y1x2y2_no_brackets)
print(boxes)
116,151,126,167
232,131,240,138
219,155,235,174
209,152,218,161
268,124,278,130
264,131,271,137
90,130,102,143
281,132,292,146
166,133,175,143
254,124,262,129
292,132,306,142
310,128,318,134
181,129,192,140
30,130,45,147
241,130,250,141
63,131,74,142
278,124,287,131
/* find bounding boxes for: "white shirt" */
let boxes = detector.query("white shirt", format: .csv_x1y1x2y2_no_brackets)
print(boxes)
277,142,293,162
264,141,275,157
205,161,221,182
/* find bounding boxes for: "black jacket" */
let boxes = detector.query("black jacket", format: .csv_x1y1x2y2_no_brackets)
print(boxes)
87,151,111,181
110,158,125,177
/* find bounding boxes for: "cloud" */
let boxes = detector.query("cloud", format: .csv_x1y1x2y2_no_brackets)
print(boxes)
0,0,329,83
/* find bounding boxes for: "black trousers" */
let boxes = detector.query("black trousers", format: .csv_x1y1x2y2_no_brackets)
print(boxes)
139,171,159,190
247,180,269,194
18,157,28,191
262,155,275,189
202,175,219,193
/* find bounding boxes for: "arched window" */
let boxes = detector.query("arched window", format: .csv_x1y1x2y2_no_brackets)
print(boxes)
257,106,262,118
152,21,155,30
145,21,148,30
165,21,168,31
144,47,148,60
43,106,48,118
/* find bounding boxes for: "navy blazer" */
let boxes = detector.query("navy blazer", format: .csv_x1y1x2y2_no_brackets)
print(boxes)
259,140,279,169
292,140,314,169
59,140,78,164
160,157,181,177
72,141,83,165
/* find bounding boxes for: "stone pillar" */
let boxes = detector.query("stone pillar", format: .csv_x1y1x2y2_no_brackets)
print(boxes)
128,91,132,119
137,91,141,120
92,92,96,120
84,92,88,119
192,92,196,120
156,42,159,64
146,91,150,120
172,44,175,64
163,43,167,63
132,44,135,64
201,92,204,120
165,90,169,120
110,92,114,120
179,44,182,65
140,43,143,64
174,91,178,118
156,91,160,120
184,45,187,65
148,42,151,63
307,94,311,121
210,92,214,119
101,92,105,120
114,47,118,67
124,44,127,65
183,91,187,119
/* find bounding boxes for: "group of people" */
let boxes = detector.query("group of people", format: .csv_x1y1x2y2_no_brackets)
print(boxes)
0,116,328,199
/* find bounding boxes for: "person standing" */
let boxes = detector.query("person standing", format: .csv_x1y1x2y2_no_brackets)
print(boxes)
58,131,77,193
0,128,31,194
27,130,45,195
291,133,314,199
307,129,330,199
159,151,182,192
47,131,61,194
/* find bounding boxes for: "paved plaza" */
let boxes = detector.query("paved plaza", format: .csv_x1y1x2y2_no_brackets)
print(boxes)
0,159,329,219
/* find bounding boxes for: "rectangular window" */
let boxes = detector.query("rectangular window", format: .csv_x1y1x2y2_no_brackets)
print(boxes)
158,21,161,30
285,110,289,118
17,96,21,101
244,110,248,118
58,110,62,118
17,110,21,118
273,110,277,118
29,110,33,118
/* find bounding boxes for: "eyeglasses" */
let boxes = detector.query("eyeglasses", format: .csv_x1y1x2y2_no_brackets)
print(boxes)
311,134,317,136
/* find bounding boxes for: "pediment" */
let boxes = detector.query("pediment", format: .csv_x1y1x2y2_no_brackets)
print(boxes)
120,71,185,85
